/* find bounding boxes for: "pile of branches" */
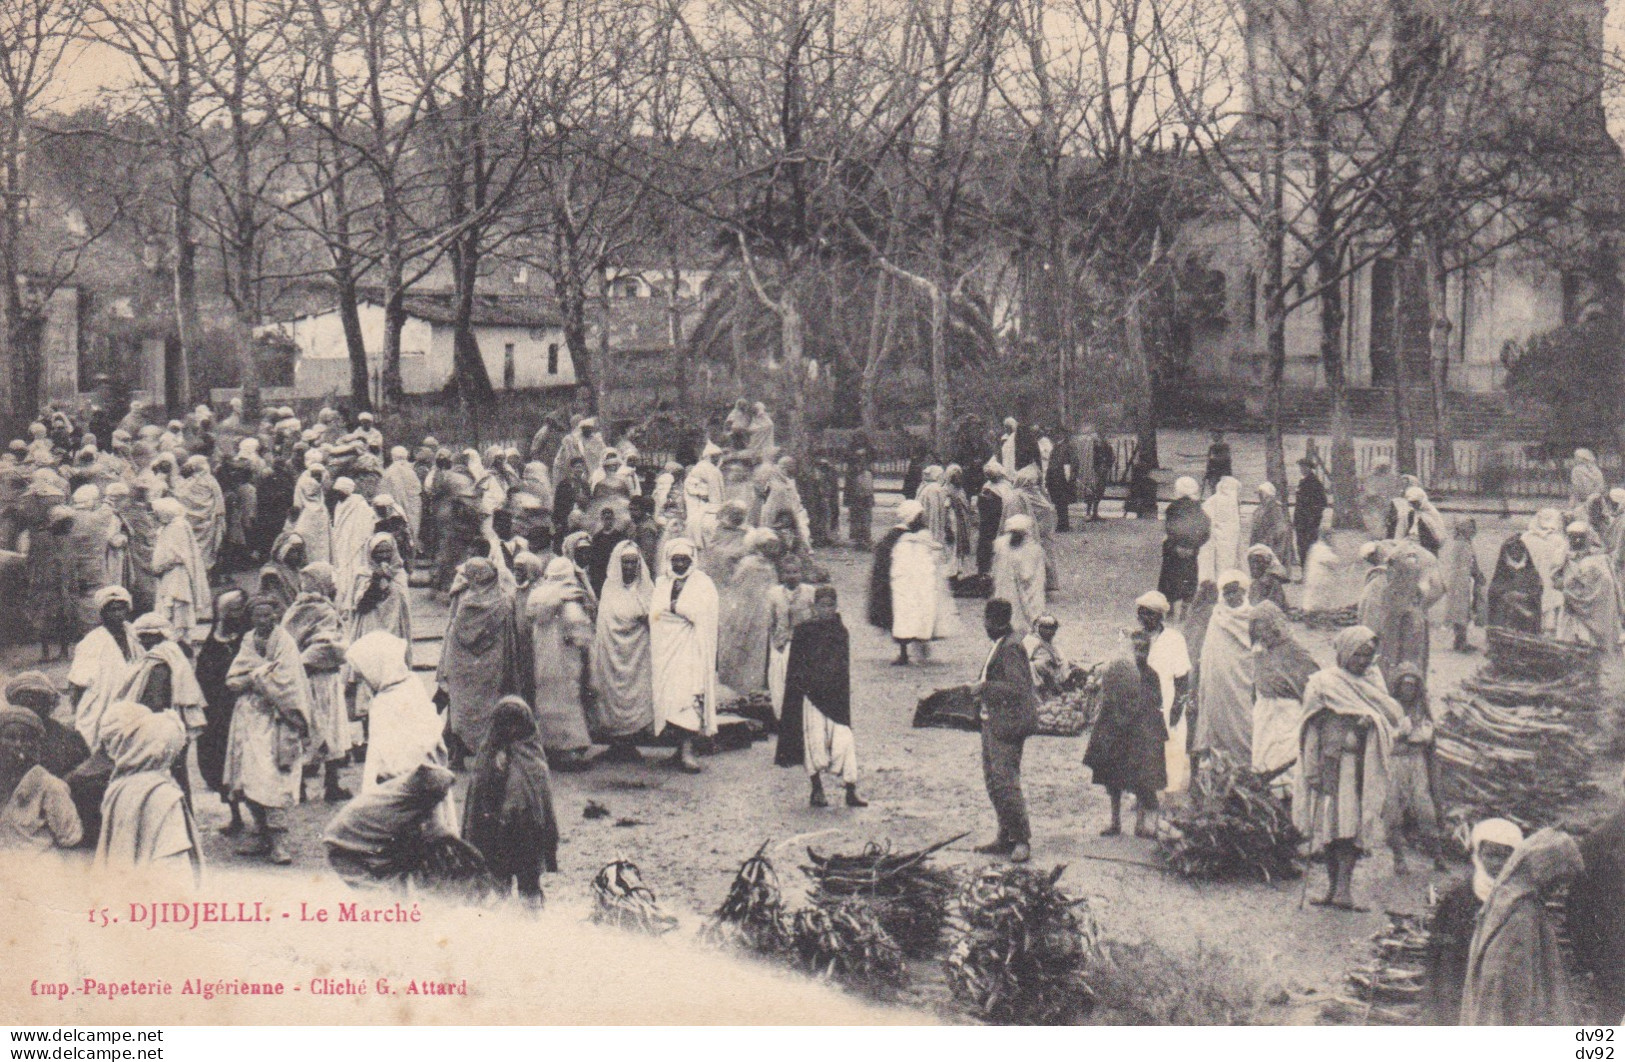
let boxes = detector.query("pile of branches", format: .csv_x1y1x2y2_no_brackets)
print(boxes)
590,860,680,936
1156,754,1302,882
703,842,909,997
802,836,963,958
1463,628,1601,714
1322,912,1432,1026
789,901,908,995
1290,604,1360,630
943,865,1098,1024
1434,694,1600,839
700,841,792,955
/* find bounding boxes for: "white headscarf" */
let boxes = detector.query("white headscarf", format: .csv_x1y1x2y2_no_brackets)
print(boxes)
1471,818,1525,901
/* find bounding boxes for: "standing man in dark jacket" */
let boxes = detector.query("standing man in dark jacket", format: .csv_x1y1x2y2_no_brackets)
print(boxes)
1294,458,1329,577
974,598,1039,863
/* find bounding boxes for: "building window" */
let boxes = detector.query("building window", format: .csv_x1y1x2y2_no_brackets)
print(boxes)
547,343,559,375
503,343,516,390
615,277,640,299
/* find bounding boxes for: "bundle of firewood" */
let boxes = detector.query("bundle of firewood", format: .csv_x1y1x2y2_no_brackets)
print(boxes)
1434,694,1600,841
1156,754,1302,883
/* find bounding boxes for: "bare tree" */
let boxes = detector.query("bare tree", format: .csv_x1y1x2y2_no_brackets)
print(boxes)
189,0,293,413
1167,0,1433,514
90,0,210,411
993,0,1211,451
0,0,92,428
506,0,657,415
1376,0,1614,474
404,0,558,406
657,0,893,454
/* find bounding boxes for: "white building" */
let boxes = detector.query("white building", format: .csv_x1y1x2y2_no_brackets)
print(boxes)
262,298,574,400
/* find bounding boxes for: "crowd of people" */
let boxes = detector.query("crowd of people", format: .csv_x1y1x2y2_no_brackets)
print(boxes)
869,426,1623,1024
0,393,1618,1024
0,396,885,889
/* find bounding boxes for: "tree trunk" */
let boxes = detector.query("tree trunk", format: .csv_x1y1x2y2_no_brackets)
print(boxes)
381,282,405,405
1392,249,1416,478
595,269,610,417
780,294,807,459
171,167,197,413
729,285,748,388
1262,140,1288,496
1319,268,1358,527
859,270,892,439
666,251,688,412
559,270,596,416
336,273,369,411
1264,295,1288,496
1126,292,1158,467
928,224,953,459
167,0,195,414
449,232,495,406
1423,235,1456,476
1311,121,1357,527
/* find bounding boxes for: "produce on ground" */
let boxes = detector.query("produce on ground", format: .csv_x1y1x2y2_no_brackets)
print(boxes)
943,864,1097,1025
789,900,908,996
803,835,963,958
1156,753,1302,882
701,841,792,955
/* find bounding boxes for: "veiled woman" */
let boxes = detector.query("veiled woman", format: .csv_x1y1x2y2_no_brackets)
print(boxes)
67,485,124,632
1199,475,1243,587
697,501,750,584
523,556,596,769
590,541,655,756
258,532,306,613
717,528,782,699
436,557,523,766
94,706,199,883
329,477,376,613
224,595,312,864
1006,466,1058,588
1248,481,1296,571
1486,533,1543,634
1521,508,1569,632
941,465,976,576
281,563,354,802
380,446,424,543
150,496,210,637
116,479,162,614
176,454,226,569
1193,570,1255,766
288,463,332,565
1249,600,1318,788
347,532,414,724
347,631,447,791
462,695,559,901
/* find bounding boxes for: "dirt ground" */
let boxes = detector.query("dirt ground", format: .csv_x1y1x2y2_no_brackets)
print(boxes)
10,498,1620,1024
